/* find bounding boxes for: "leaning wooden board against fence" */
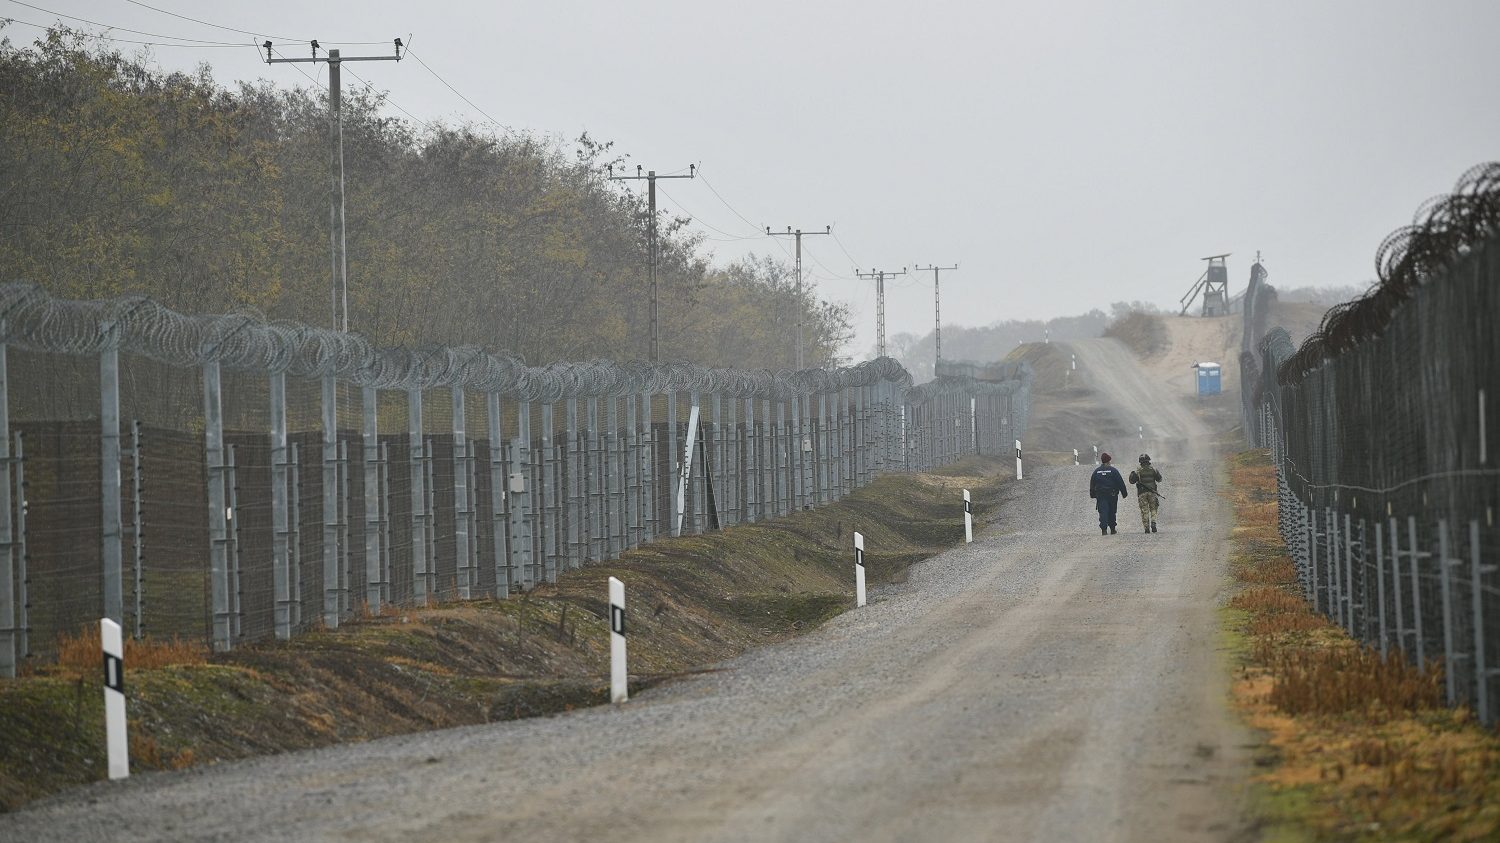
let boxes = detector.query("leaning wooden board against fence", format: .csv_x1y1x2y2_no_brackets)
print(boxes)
1241,161,1500,726
0,284,1032,674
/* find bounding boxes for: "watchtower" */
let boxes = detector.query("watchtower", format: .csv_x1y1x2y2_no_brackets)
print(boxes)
1179,253,1232,316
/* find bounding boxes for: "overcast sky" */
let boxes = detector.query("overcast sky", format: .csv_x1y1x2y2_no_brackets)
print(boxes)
6,1,1499,354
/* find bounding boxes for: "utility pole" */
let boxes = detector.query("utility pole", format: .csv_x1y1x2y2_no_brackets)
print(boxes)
767,225,831,370
855,267,906,358
609,164,696,362
913,263,957,372
266,39,405,333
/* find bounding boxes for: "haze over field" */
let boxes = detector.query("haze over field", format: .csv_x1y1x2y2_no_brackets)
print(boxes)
3,0,1497,354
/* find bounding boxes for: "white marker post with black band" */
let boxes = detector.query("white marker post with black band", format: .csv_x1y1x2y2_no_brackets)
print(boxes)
101,617,128,780
1014,439,1023,480
963,489,973,544
1093,444,1099,465
609,576,627,703
853,531,866,608
1073,448,1079,466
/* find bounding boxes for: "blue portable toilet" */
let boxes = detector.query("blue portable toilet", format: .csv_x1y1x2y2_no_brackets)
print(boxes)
1194,362,1222,396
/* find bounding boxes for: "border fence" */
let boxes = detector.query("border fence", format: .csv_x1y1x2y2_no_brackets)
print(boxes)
0,283,1031,675
1241,162,1500,725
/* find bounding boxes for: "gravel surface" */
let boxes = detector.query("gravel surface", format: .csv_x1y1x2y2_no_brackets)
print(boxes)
2,342,1248,842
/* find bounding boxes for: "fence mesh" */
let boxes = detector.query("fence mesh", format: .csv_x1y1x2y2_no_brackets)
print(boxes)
1241,161,1500,725
0,287,1032,671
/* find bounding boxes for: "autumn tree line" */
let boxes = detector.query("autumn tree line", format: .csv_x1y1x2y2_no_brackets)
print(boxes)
0,27,852,369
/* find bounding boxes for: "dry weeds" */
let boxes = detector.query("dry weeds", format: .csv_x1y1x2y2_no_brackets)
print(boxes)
54,625,208,675
1223,449,1500,841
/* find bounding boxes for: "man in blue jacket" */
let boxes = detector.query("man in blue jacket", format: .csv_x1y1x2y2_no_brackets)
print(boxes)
1089,452,1128,535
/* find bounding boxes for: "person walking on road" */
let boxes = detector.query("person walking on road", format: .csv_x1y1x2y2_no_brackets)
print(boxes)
1130,454,1163,533
1089,452,1127,535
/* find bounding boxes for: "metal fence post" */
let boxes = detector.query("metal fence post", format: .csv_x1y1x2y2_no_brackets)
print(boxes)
743,397,757,522
321,375,339,628
1388,516,1404,660
1469,519,1490,725
626,394,640,548
452,387,471,599
640,392,655,543
101,345,124,627
378,441,392,604
14,431,28,656
203,361,231,651
607,396,622,557
1438,518,1458,705
791,394,804,511
541,401,558,581
565,398,581,566
227,444,242,639
337,440,350,617
409,388,429,604
290,442,303,627
1350,510,1362,633
0,336,12,677
498,390,516,594
1374,518,1386,657
271,373,292,637
1308,507,1320,613
517,402,536,585
587,397,602,562
1408,515,1426,671
361,387,381,610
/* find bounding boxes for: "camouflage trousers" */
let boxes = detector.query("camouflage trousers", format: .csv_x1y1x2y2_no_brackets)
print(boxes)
1137,490,1160,527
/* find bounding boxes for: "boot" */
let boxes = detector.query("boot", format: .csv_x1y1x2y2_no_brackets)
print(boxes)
1144,525,1151,533
1101,526,1108,536
1151,521,1157,533
1109,526,1117,534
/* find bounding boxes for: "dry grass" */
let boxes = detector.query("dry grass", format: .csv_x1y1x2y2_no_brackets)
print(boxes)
1266,646,1444,717
54,625,208,675
1228,585,1306,615
1223,449,1500,841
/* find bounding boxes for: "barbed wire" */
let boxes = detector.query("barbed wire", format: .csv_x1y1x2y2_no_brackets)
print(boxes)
1275,161,1500,385
0,283,999,402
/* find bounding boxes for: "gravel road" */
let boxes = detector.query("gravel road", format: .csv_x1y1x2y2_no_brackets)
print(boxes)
2,342,1248,842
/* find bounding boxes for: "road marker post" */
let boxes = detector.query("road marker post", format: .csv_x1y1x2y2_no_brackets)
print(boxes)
609,577,627,703
963,489,973,543
854,531,866,608
101,618,128,780
1073,448,1079,466
1093,444,1099,465
1014,439,1023,480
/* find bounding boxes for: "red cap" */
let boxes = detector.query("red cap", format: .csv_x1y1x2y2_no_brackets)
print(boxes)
1100,452,1112,463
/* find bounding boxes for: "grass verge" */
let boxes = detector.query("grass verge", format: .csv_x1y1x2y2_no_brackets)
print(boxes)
1222,449,1500,841
0,456,1010,812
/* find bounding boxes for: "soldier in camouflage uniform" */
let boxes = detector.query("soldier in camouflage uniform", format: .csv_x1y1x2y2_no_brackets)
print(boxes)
1129,454,1163,533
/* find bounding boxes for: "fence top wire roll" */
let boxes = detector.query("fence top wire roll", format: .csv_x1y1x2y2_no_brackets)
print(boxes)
1275,162,1500,386
0,284,936,401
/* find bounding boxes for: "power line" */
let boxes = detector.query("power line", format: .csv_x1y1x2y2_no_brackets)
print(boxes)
405,48,505,129
696,172,767,235
1,17,251,48
656,184,762,242
121,0,304,42
342,64,432,133
4,0,247,44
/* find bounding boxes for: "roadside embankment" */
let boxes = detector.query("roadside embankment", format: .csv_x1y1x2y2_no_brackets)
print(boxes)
0,457,1011,811
1221,449,1500,841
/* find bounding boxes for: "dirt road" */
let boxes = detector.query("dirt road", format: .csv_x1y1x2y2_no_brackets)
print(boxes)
2,346,1247,842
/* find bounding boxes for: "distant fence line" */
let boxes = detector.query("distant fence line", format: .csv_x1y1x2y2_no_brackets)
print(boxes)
0,285,1032,675
1241,162,1500,725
